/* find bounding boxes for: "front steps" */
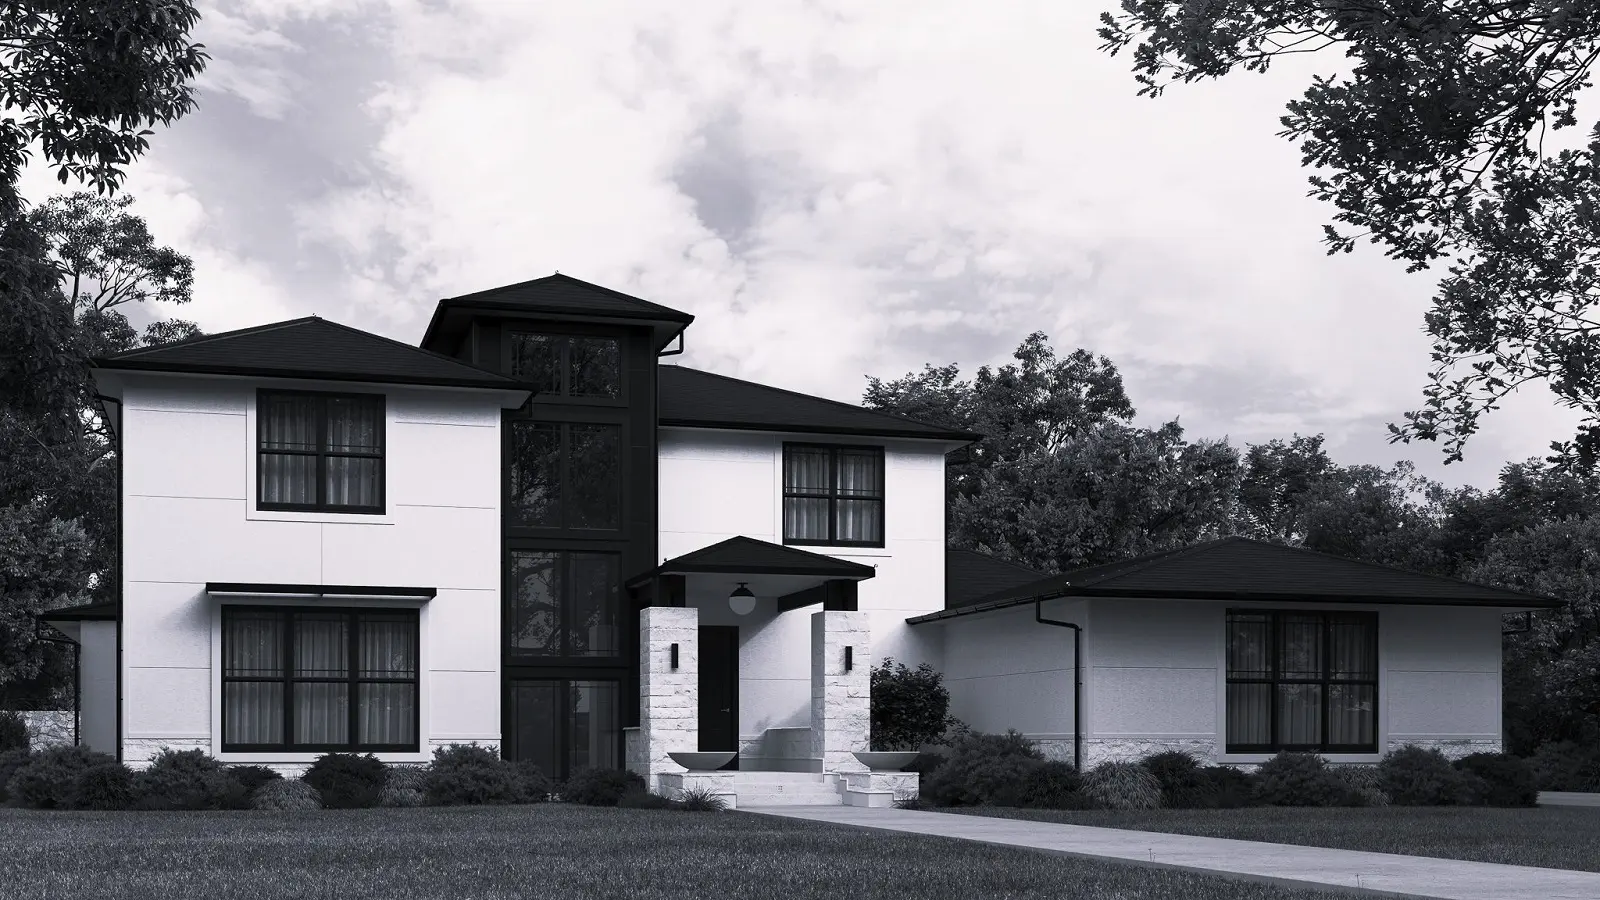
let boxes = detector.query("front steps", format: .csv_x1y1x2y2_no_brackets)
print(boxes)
658,770,919,809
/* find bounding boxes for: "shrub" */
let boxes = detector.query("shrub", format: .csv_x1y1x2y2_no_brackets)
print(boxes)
0,711,27,753
1527,740,1600,792
870,658,956,750
1081,760,1162,810
70,761,139,811
513,760,554,803
618,788,676,809
920,729,1043,806
9,746,117,809
1201,765,1258,808
0,748,31,803
1379,745,1467,806
425,744,522,806
676,785,728,811
228,765,283,797
1141,750,1219,809
251,778,322,811
304,753,387,809
1330,766,1389,807
1254,751,1351,807
992,759,1090,809
1454,753,1537,807
562,767,646,807
134,748,249,811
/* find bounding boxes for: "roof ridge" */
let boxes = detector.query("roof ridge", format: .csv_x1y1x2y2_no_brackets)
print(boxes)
444,272,693,320
313,317,516,383
103,316,319,360
664,364,980,439
1239,536,1559,602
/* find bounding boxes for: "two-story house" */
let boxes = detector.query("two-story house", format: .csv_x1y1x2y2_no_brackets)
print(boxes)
43,274,1561,808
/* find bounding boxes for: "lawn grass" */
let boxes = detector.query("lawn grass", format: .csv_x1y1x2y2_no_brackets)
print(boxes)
947,805,1600,872
0,804,1364,900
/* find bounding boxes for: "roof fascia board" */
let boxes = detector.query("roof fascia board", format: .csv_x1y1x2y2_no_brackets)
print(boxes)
92,367,531,407
656,422,978,448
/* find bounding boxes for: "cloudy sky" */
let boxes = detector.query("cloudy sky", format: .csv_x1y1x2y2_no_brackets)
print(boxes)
19,0,1588,489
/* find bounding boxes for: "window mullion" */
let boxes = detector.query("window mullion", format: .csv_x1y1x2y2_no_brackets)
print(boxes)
316,396,328,509
1269,612,1279,750
828,449,838,543
283,610,294,749
348,612,359,750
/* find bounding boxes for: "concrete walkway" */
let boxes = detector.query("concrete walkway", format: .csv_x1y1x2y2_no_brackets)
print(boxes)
1540,791,1600,808
742,805,1600,900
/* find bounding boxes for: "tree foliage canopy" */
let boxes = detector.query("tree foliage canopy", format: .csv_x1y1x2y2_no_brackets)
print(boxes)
1099,1,1600,470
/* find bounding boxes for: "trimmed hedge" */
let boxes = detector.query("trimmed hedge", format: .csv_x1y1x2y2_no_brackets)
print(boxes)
992,760,1088,809
562,767,646,807
305,753,387,809
72,761,139,811
134,748,249,811
1142,751,1218,809
0,748,31,803
920,730,1044,807
1379,745,1467,806
1455,753,1537,807
425,744,522,806
9,746,118,809
1253,751,1353,807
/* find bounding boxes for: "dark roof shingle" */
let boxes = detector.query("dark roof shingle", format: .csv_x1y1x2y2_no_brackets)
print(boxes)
911,536,1563,622
658,365,981,442
628,536,877,585
93,317,523,390
946,549,1049,609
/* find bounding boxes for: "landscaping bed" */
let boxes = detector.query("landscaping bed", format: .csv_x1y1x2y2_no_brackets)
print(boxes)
944,805,1600,873
0,803,1363,900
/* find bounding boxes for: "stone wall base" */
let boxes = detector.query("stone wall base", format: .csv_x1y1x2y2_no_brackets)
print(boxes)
841,771,918,807
659,772,739,809
21,710,74,750
1071,737,1218,768
1387,738,1501,759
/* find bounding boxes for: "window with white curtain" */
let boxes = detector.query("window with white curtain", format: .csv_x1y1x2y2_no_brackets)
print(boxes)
258,390,385,513
782,443,885,547
1225,610,1378,753
221,607,419,751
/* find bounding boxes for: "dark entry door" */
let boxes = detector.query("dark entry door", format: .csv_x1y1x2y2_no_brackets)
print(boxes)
698,626,739,769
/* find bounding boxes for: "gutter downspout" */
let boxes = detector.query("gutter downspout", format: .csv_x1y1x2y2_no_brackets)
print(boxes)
1034,593,1083,772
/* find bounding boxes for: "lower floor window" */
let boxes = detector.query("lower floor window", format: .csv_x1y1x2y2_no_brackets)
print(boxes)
506,677,620,780
1225,610,1378,753
222,606,419,752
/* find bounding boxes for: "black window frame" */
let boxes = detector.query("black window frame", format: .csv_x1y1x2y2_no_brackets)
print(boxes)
1224,609,1379,754
505,420,624,532
219,605,421,753
506,330,624,402
504,548,624,662
256,389,386,514
782,442,886,548
503,674,623,780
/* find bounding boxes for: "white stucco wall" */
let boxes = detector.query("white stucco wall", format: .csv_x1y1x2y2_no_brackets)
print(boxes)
934,596,1509,766
657,427,950,753
115,373,507,766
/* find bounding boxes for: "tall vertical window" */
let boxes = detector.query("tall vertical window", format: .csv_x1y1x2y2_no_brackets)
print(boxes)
1225,610,1378,753
783,443,885,547
507,422,621,529
507,679,620,780
507,551,621,658
221,607,419,751
258,390,385,513
509,332,621,399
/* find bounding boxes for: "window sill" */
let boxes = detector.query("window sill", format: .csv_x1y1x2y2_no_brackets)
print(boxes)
247,507,396,526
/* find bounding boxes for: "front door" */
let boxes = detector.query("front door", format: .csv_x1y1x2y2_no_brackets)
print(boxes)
698,625,739,769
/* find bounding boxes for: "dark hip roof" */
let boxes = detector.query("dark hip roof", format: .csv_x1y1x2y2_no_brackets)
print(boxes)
35,601,118,622
946,549,1049,609
626,536,877,587
421,273,694,354
910,536,1564,623
658,365,982,443
92,317,525,391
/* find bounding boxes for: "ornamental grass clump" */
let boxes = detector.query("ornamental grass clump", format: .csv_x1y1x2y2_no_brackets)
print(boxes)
991,759,1089,809
1141,750,1219,809
250,778,322,811
134,748,249,810
675,785,728,812
9,745,119,809
1253,751,1352,807
425,744,522,806
562,767,646,807
1379,745,1468,806
1329,765,1389,807
304,753,387,809
1454,752,1537,807
380,765,429,808
1081,760,1162,810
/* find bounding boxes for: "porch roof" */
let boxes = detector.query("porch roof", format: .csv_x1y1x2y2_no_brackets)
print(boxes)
626,536,875,588
36,601,118,622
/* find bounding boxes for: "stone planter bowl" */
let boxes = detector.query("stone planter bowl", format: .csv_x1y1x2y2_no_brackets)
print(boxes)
852,751,921,771
668,751,737,771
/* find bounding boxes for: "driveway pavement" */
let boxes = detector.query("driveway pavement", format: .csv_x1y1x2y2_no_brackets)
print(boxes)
742,805,1600,900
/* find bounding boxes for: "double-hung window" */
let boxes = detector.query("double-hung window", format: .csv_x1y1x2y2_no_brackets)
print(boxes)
782,443,885,547
257,390,385,513
221,607,419,752
1225,610,1378,753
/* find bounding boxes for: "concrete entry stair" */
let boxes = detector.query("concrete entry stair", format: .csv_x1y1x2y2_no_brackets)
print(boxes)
730,772,844,807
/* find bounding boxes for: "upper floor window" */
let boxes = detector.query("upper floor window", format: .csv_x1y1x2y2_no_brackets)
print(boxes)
1225,610,1378,753
783,443,885,547
258,390,385,513
510,332,621,399
507,550,621,658
507,421,621,530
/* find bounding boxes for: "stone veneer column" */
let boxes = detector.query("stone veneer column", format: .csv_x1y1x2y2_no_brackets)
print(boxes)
636,606,699,792
811,610,870,774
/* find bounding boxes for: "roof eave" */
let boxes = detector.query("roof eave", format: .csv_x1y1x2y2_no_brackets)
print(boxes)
91,359,529,394
658,418,982,444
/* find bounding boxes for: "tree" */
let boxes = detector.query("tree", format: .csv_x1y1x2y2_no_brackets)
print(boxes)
1097,2,1600,471
30,192,194,314
1234,434,1337,543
